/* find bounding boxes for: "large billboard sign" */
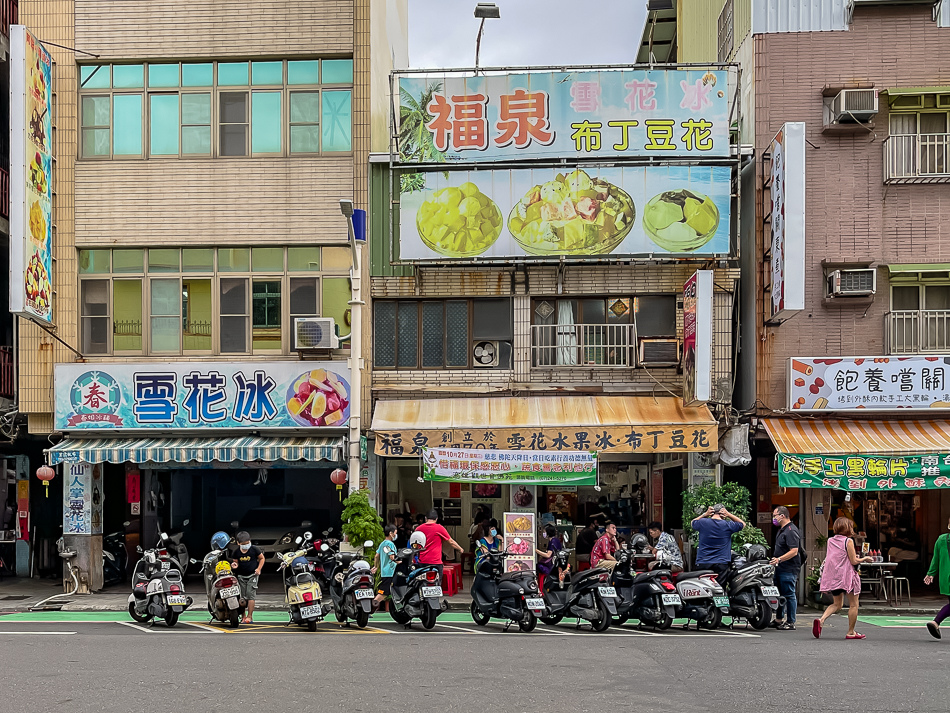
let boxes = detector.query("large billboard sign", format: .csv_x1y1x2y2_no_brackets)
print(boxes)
399,165,731,260
684,271,714,405
396,69,730,163
768,122,805,323
54,362,351,431
9,26,54,323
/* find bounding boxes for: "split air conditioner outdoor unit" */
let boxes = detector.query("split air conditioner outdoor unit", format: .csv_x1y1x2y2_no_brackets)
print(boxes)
293,317,339,351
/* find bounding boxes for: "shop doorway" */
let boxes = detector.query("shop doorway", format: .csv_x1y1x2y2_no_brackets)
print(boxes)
662,466,684,531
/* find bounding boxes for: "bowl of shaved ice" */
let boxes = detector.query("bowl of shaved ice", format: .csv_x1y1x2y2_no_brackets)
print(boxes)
642,189,720,252
415,182,503,257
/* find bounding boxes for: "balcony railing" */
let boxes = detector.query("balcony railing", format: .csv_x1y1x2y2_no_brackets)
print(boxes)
0,0,17,38
530,323,636,368
884,133,950,183
886,311,950,354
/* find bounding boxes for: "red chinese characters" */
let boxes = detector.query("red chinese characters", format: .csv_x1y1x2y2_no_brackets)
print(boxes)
495,89,554,148
426,93,489,152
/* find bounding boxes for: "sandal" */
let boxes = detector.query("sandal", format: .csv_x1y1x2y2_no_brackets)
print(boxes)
845,632,866,640
813,619,822,639
242,616,252,624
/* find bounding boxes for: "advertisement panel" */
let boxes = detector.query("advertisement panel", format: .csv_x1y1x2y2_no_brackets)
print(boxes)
779,453,950,491
54,362,351,431
63,462,103,535
683,270,714,405
421,448,597,485
9,26,54,323
788,356,950,411
399,165,731,261
768,122,805,323
503,511,536,574
397,69,730,163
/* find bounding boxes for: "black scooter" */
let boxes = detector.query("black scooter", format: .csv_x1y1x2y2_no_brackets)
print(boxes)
103,527,128,586
540,547,618,631
324,540,376,628
720,544,782,629
389,547,445,630
470,538,545,632
610,546,680,629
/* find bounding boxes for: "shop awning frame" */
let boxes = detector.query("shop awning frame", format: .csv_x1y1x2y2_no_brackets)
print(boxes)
763,418,950,457
46,435,344,466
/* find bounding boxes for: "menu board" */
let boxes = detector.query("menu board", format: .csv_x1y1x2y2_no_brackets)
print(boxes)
503,511,536,574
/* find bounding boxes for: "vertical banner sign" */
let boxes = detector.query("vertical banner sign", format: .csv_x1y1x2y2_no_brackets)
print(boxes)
651,468,664,524
126,468,141,516
768,122,805,323
9,26,54,323
683,270,714,405
63,463,92,535
503,511,536,574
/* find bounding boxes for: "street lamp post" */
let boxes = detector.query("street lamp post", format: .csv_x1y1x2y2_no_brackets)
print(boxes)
474,3,500,73
339,199,364,495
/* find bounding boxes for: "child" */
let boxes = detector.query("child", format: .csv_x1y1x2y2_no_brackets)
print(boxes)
372,525,398,611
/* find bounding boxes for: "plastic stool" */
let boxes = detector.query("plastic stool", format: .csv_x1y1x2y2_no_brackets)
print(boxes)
890,576,911,606
460,552,475,574
440,569,459,597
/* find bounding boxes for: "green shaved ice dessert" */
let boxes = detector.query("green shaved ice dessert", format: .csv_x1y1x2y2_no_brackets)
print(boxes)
416,182,503,257
642,189,720,252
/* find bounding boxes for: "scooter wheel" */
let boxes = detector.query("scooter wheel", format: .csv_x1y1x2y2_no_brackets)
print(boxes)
518,610,537,633
355,609,370,629
229,610,241,628
699,607,723,630
164,611,180,628
471,601,490,626
749,602,772,630
540,614,563,626
389,609,411,625
128,602,152,623
421,605,438,630
590,599,611,632
654,612,673,630
307,619,318,632
334,609,346,623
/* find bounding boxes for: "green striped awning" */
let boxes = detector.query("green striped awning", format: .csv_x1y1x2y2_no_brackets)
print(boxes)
46,435,343,466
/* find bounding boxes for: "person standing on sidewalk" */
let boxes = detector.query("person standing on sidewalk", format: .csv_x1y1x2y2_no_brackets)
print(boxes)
231,531,264,624
372,525,398,611
691,504,745,579
416,509,464,578
770,506,802,631
923,515,950,639
813,517,873,640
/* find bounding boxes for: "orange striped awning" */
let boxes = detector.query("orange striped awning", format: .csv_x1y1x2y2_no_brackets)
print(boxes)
763,418,950,456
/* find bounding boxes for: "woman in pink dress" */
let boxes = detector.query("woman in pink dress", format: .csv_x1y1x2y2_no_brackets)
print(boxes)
813,517,873,639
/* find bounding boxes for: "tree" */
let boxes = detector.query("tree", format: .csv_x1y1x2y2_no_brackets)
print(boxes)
398,82,446,193
681,481,768,551
340,489,385,559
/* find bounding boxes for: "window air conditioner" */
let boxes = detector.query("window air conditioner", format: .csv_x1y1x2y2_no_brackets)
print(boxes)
293,317,339,351
638,339,680,367
831,89,878,123
827,269,877,297
472,340,499,368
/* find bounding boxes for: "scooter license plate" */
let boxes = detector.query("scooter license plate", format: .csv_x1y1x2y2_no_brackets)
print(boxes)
761,586,780,597
597,586,617,598
713,596,730,608
219,586,240,598
300,604,322,618
661,593,682,606
421,586,443,598
525,598,545,611
354,588,374,600
167,595,188,606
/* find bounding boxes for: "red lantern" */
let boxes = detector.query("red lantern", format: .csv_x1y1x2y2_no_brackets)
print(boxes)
330,468,347,501
36,465,55,498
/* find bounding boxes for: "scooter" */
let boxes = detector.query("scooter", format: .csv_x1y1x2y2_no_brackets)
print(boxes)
103,527,128,586
277,533,325,631
665,553,731,630
389,547,445,630
610,546,680,630
471,538,545,632
540,547,617,631
324,539,376,629
720,544,782,630
157,520,190,574
128,534,194,627
200,548,246,628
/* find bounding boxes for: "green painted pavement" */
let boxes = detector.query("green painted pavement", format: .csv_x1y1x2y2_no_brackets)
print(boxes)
858,615,934,627
0,610,482,624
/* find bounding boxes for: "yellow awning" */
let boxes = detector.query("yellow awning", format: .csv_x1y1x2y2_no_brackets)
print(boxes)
763,418,950,457
371,396,717,456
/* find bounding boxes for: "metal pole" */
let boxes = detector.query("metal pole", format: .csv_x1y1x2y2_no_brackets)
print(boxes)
345,215,364,495
474,18,486,72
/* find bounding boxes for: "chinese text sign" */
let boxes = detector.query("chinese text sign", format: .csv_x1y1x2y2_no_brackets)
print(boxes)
769,122,805,322
683,271,713,405
63,462,103,535
779,453,950,491
422,447,597,485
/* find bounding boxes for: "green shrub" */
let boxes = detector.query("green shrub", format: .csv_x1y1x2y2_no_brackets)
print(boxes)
341,489,385,559
682,481,768,551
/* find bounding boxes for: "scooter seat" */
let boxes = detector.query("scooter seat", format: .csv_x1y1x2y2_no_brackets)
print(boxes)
673,570,714,582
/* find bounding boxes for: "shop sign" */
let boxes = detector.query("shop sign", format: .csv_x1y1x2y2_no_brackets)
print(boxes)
779,453,950,491
54,362,351,431
377,425,716,457
421,448,597,486
683,271,713,405
503,512,536,574
398,165,731,261
9,26,54,324
396,69,730,163
768,122,805,324
63,462,103,535
788,356,950,411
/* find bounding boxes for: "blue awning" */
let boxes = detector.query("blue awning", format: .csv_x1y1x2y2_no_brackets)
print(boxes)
46,435,343,465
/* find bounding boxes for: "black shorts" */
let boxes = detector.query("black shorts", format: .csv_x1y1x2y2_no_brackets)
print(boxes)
829,588,846,596
377,577,392,597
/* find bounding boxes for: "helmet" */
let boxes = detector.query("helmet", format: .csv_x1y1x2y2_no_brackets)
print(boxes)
746,544,768,562
350,559,370,572
408,531,426,550
211,531,230,550
214,561,233,576
291,556,311,573
630,533,649,553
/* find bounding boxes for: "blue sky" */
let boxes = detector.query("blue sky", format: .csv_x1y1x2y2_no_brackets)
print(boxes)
409,0,648,69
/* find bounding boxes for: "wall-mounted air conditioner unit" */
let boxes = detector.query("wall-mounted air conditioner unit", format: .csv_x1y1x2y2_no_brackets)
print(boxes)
827,269,877,297
293,317,339,351
831,89,879,122
638,339,680,367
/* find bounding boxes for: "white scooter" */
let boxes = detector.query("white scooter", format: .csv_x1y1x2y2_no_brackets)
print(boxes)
128,534,195,627
658,551,730,630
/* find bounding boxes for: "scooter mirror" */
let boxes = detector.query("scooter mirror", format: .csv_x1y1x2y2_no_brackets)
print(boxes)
136,545,143,553
183,519,190,526
189,558,197,564
320,543,330,552
363,540,374,548
122,521,131,527
303,531,313,540
160,532,169,540
295,536,303,545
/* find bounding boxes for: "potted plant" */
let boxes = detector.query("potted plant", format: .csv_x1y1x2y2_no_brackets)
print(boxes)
340,489,385,560
681,481,768,557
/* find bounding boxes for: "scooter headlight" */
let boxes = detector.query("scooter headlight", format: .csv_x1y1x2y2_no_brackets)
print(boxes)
280,533,294,545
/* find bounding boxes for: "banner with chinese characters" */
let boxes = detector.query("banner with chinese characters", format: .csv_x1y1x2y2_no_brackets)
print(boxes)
376,425,716,457
778,453,950,491
788,356,950,411
683,271,714,405
54,362,351,431
422,448,597,485
396,69,730,163
769,123,805,323
63,462,103,535
399,165,731,261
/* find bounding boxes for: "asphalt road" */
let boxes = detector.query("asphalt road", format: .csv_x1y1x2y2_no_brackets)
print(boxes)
0,613,946,713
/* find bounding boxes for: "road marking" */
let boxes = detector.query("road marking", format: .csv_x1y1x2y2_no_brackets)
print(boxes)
117,621,154,633
182,621,223,633
0,630,77,635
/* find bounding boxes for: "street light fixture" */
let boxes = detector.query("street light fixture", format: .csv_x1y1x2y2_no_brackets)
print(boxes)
474,3,500,73
339,199,364,496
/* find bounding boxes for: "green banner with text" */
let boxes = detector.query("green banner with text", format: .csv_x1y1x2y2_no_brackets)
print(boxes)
421,447,597,485
778,453,950,491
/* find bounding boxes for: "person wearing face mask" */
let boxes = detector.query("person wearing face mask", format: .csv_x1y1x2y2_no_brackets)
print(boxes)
923,516,950,639
474,519,503,573
231,530,265,623
769,506,802,631
535,524,564,589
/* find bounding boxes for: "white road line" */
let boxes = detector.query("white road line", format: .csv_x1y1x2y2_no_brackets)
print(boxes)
0,630,77,635
182,621,223,633
117,621,154,633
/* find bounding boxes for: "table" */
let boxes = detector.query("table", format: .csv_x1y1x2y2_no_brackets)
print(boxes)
857,561,899,604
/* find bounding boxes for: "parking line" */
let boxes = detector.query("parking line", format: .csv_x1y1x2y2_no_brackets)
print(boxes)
0,630,77,635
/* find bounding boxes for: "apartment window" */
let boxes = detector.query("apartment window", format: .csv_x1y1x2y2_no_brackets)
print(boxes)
888,100,950,178
79,59,353,159
78,247,349,355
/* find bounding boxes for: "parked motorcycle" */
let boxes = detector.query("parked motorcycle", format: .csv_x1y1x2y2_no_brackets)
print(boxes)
389,547,445,630
610,546,680,629
128,534,194,627
157,520,190,574
102,526,129,586
540,547,617,631
661,552,730,629
324,539,376,628
200,532,246,628
720,544,782,629
277,533,326,631
471,538,545,632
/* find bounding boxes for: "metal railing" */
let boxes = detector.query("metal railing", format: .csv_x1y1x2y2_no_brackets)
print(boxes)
530,323,636,367
886,311,950,354
0,346,14,400
884,133,950,182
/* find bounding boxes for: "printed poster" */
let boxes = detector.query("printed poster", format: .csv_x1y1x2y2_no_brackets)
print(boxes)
503,511,536,574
